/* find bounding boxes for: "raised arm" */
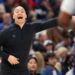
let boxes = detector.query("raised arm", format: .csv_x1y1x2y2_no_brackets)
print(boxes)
31,17,58,33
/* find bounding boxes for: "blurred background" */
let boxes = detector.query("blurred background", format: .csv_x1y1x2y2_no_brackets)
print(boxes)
0,0,74,75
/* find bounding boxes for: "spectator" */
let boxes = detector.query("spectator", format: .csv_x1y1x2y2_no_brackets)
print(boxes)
33,51,45,73
66,55,74,75
48,0,61,17
27,56,40,75
0,13,12,31
32,33,47,53
27,0,36,10
41,0,54,19
41,52,61,75
56,47,70,75
55,32,73,50
56,47,68,60
43,40,54,53
28,0,54,21
4,0,16,13
0,3,6,23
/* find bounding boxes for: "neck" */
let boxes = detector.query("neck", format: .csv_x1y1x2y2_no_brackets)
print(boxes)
15,21,26,29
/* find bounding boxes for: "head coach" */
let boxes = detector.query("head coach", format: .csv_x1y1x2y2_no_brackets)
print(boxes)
0,6,57,75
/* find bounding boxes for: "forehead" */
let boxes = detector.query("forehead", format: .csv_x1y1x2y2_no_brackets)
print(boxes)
14,6,25,12
48,57,56,59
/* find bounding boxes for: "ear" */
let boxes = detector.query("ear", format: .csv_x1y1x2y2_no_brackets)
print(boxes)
25,14,27,19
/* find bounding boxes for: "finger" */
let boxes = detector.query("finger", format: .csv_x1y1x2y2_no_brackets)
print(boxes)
16,61,20,64
10,63,15,65
12,62,18,65
14,60,20,64
11,60,20,65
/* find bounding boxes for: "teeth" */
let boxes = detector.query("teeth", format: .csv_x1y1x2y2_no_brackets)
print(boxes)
18,17,23,19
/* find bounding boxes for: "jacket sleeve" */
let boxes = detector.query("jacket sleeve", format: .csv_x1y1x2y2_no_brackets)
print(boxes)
41,69,50,75
0,31,9,60
31,17,58,33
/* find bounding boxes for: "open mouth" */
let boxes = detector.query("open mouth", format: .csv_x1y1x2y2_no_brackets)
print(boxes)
18,17,23,19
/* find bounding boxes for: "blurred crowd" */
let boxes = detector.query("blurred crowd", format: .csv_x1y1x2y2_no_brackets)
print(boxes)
0,0,74,75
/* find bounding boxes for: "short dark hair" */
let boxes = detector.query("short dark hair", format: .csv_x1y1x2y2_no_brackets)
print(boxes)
12,5,28,16
45,52,56,62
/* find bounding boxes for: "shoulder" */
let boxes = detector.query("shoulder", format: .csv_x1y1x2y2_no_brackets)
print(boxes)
41,66,52,75
41,66,52,72
24,22,32,29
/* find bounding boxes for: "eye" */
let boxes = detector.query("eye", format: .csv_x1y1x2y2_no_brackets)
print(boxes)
21,10,25,13
15,11,19,13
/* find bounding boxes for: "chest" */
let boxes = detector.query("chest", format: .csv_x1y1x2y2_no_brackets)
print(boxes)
5,27,35,47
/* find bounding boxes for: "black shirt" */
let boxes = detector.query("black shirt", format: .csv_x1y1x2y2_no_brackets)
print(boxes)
0,18,57,71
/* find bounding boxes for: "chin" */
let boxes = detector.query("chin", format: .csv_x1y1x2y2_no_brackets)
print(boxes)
18,19,24,22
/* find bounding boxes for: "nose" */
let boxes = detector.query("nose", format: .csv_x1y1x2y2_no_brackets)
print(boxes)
18,14,22,16
17,13,22,16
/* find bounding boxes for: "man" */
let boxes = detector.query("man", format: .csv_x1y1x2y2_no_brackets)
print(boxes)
43,40,54,53
0,6,57,75
41,52,61,75
0,13,12,31
58,1,75,75
0,4,6,23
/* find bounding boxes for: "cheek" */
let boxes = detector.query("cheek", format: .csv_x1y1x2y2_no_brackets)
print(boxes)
13,14,17,19
33,64,38,69
53,60,57,64
31,64,38,71
24,14,27,18
27,63,38,71
31,64,37,68
49,59,56,64
27,63,32,69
